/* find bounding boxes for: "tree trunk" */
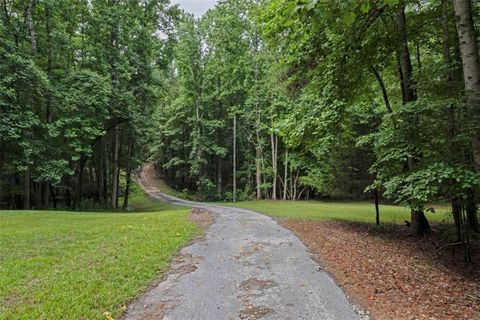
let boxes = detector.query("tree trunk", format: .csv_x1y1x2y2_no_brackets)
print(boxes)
26,0,37,55
111,124,119,209
73,156,86,210
217,157,222,199
397,2,417,102
397,2,430,235
255,144,262,200
233,115,237,203
35,182,41,209
45,2,53,122
123,141,133,210
452,197,462,241
411,208,431,236
466,190,479,232
24,171,30,209
283,149,288,200
271,133,278,200
453,0,480,232
374,189,380,225
371,66,393,113
42,181,49,209
102,137,108,205
453,0,480,170
49,184,57,209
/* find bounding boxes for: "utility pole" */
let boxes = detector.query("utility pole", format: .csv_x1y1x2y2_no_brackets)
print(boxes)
233,114,237,203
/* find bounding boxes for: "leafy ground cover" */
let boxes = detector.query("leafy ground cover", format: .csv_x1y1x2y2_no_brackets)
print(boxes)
217,200,449,224
284,220,480,320
0,188,199,320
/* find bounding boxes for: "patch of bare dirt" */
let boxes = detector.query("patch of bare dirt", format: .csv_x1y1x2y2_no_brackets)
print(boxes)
239,278,278,291
282,220,480,320
239,305,275,319
189,208,214,230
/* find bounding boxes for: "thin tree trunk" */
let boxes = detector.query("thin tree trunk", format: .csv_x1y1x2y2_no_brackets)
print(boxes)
42,181,49,209
466,190,479,232
371,65,393,113
255,144,262,200
24,171,30,209
452,197,463,240
73,156,86,210
217,157,222,198
26,0,37,55
397,2,417,102
233,114,237,203
283,149,288,200
123,141,133,210
374,189,380,225
102,137,108,205
35,182,41,209
271,133,278,200
111,124,119,209
45,2,53,122
49,184,57,209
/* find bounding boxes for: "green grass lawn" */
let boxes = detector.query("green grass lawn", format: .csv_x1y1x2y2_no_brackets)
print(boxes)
216,200,451,224
0,187,198,320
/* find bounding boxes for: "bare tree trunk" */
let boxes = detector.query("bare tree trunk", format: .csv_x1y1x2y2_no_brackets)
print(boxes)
42,181,49,209
255,145,262,200
293,169,299,201
35,182,41,209
453,0,480,169
283,149,288,200
24,171,30,209
371,65,393,113
49,184,57,209
398,2,430,235
45,2,53,122
452,197,462,240
111,124,119,209
102,137,108,205
123,141,133,210
397,2,417,102
453,0,480,232
26,0,37,55
217,157,222,198
73,156,86,210
233,115,237,203
374,189,380,225
271,133,278,200
289,166,293,201
411,208,431,236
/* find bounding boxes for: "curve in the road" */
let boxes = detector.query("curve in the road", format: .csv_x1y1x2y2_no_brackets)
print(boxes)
124,165,362,320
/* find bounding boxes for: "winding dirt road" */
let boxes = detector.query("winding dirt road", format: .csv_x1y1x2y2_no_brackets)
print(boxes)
124,164,361,320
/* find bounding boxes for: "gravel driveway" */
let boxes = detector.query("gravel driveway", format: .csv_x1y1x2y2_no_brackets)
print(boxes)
124,166,361,320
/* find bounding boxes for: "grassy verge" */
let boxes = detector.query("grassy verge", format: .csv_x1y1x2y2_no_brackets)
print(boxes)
126,183,179,212
216,200,450,224
0,185,198,320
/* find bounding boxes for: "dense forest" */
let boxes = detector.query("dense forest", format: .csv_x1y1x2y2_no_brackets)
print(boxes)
1,0,479,236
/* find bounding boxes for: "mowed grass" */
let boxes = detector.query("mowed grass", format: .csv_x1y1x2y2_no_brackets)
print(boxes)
217,200,451,224
0,187,198,320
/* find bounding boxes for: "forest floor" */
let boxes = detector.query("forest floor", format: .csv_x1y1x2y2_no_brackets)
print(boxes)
284,220,480,320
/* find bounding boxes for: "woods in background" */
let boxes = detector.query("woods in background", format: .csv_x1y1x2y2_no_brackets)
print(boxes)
1,0,178,210
1,0,479,240
152,0,480,237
